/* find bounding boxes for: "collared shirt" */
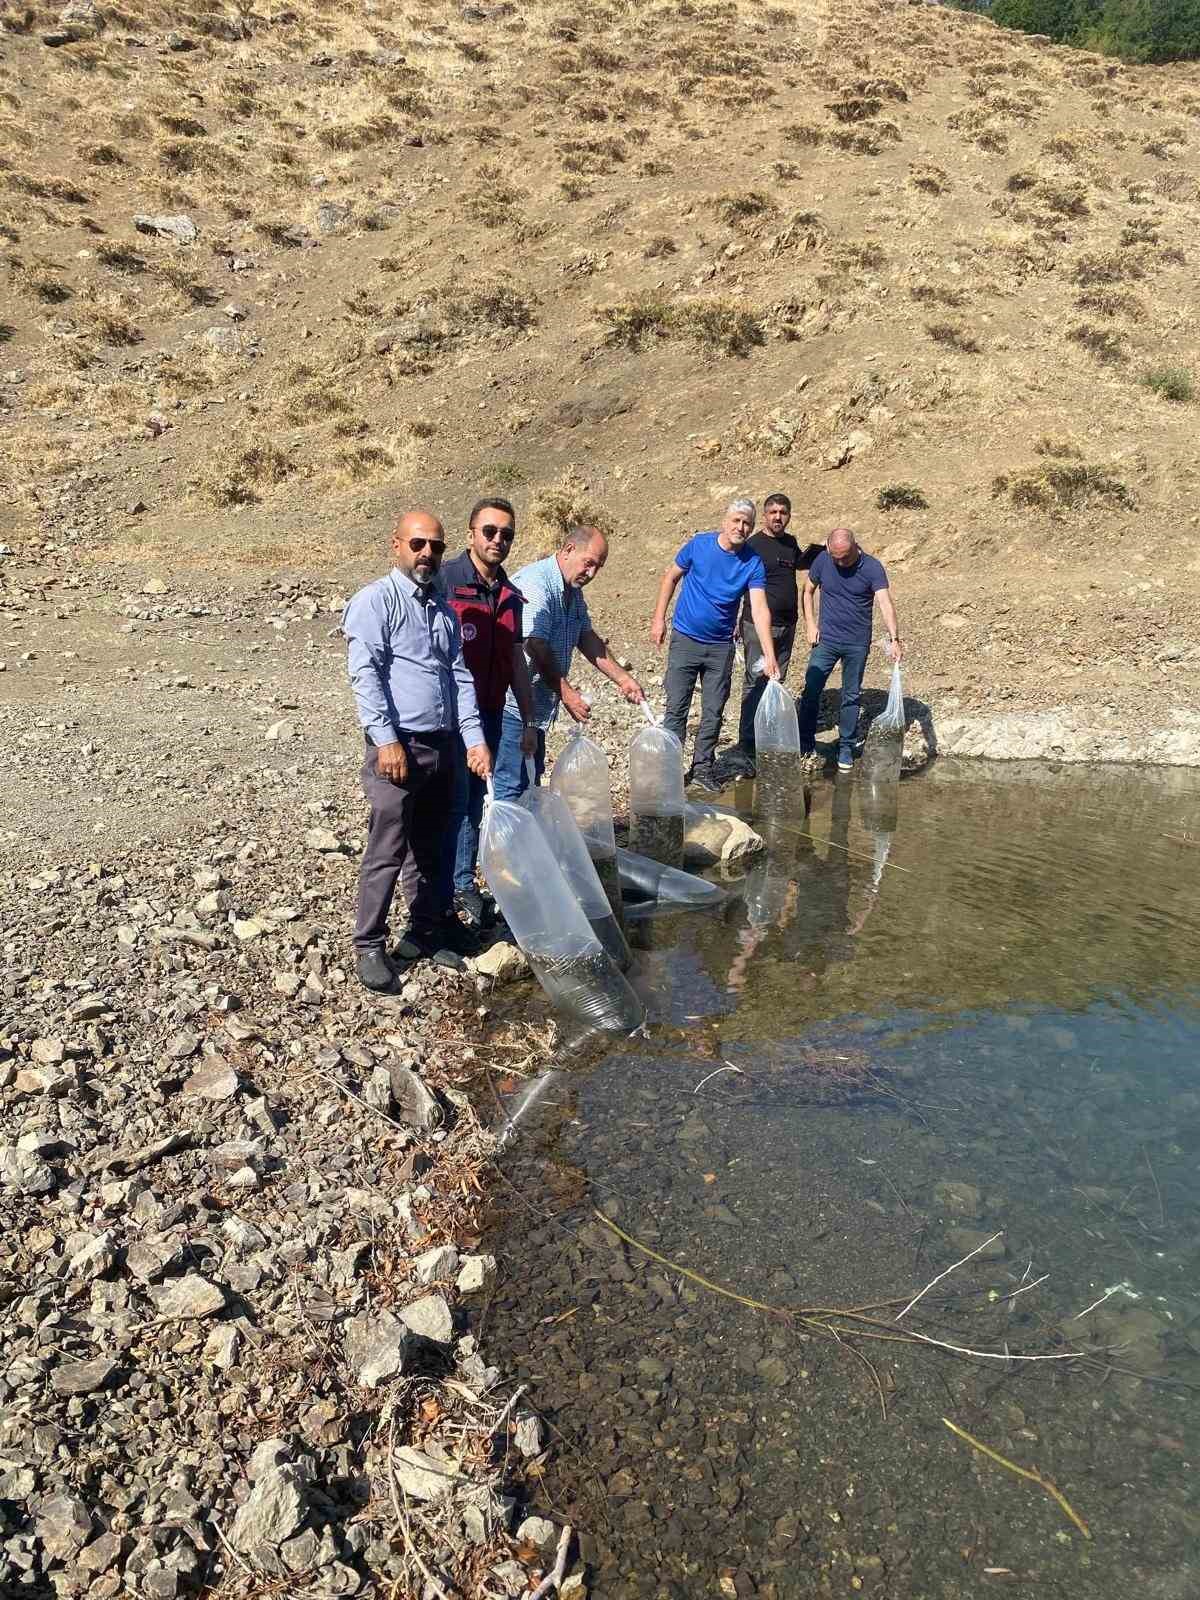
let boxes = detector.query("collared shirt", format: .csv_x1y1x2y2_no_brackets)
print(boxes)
503,553,591,730
808,549,888,647
438,550,525,714
343,566,483,748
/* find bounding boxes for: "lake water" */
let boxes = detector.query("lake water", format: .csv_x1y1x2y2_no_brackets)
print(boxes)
482,761,1200,1600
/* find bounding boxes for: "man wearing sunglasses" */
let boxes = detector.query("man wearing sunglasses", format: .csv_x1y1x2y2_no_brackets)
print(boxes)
345,508,493,992
438,497,538,928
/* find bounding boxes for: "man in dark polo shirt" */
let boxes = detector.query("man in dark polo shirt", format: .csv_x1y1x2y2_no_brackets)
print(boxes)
733,491,821,775
799,527,902,772
439,497,537,926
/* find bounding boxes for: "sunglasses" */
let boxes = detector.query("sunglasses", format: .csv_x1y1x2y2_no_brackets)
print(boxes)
407,537,446,554
478,523,515,541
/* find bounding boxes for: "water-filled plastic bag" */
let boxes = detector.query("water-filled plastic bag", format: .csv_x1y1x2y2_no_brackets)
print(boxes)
861,663,904,782
521,783,632,971
753,679,803,812
628,724,686,867
550,728,623,926
479,798,643,1032
617,847,726,916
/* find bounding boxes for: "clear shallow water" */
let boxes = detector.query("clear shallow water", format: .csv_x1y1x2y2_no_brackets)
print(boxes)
483,762,1200,1600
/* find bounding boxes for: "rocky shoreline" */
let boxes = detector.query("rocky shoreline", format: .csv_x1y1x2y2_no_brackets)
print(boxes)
3,553,1199,1596
0,790,582,1598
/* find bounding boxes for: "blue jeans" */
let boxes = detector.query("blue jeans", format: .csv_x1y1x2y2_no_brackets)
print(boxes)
492,711,546,802
441,708,504,902
798,641,869,759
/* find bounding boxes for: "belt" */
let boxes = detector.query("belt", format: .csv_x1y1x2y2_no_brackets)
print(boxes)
365,729,454,746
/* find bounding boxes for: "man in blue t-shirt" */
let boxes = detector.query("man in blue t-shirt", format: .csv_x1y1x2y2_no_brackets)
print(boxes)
799,527,903,772
650,498,780,791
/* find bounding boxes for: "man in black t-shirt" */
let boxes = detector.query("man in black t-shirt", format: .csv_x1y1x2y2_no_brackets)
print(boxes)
734,492,821,771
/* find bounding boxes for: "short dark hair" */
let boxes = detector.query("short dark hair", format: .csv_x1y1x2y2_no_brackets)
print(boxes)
763,492,791,512
468,496,516,529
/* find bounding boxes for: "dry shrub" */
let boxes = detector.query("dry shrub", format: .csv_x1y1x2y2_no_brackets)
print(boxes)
318,114,401,151
782,123,825,147
910,284,964,308
192,444,293,507
600,294,763,357
1074,287,1144,320
155,260,218,307
829,123,899,155
601,294,674,350
926,323,980,355
443,283,536,334
709,191,775,227
76,140,125,166
23,374,87,409
330,443,395,485
157,138,232,179
284,384,354,425
1068,323,1126,364
7,254,71,303
909,164,949,194
1034,436,1083,458
993,462,1134,515
75,297,142,347
528,469,612,543
6,172,89,203
1072,250,1146,286
461,172,527,226
679,300,765,356
831,240,886,271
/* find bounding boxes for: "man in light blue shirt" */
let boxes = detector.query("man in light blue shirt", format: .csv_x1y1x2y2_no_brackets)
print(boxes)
493,525,646,799
650,498,780,792
344,508,493,992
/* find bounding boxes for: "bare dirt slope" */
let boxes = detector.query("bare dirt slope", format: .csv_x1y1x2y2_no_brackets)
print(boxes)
2,0,1200,759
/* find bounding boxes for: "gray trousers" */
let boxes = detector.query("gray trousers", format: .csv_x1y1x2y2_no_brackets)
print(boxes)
738,616,796,749
663,630,735,771
353,733,454,951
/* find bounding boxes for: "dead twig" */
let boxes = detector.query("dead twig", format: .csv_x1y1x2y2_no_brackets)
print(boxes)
692,1063,745,1094
942,1417,1090,1539
896,1233,1003,1320
1143,1145,1166,1228
529,1523,574,1600
386,1419,452,1600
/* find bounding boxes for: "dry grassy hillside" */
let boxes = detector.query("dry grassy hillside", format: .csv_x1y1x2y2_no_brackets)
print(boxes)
3,0,1200,748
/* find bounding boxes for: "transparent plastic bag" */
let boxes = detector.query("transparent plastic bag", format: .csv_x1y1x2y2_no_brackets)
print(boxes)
522,775,632,971
617,846,727,915
628,723,686,868
753,678,801,752
861,663,904,782
753,678,802,811
550,728,623,926
479,798,643,1032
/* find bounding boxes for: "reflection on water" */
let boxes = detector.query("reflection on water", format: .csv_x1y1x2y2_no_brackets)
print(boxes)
485,761,1200,1600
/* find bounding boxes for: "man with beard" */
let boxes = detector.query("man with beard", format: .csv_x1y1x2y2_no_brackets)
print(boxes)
650,497,780,792
344,509,493,991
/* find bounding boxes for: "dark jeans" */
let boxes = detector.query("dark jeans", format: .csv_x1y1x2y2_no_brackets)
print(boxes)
798,641,870,759
737,616,796,750
663,630,735,772
492,711,546,801
442,707,503,900
353,733,454,951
